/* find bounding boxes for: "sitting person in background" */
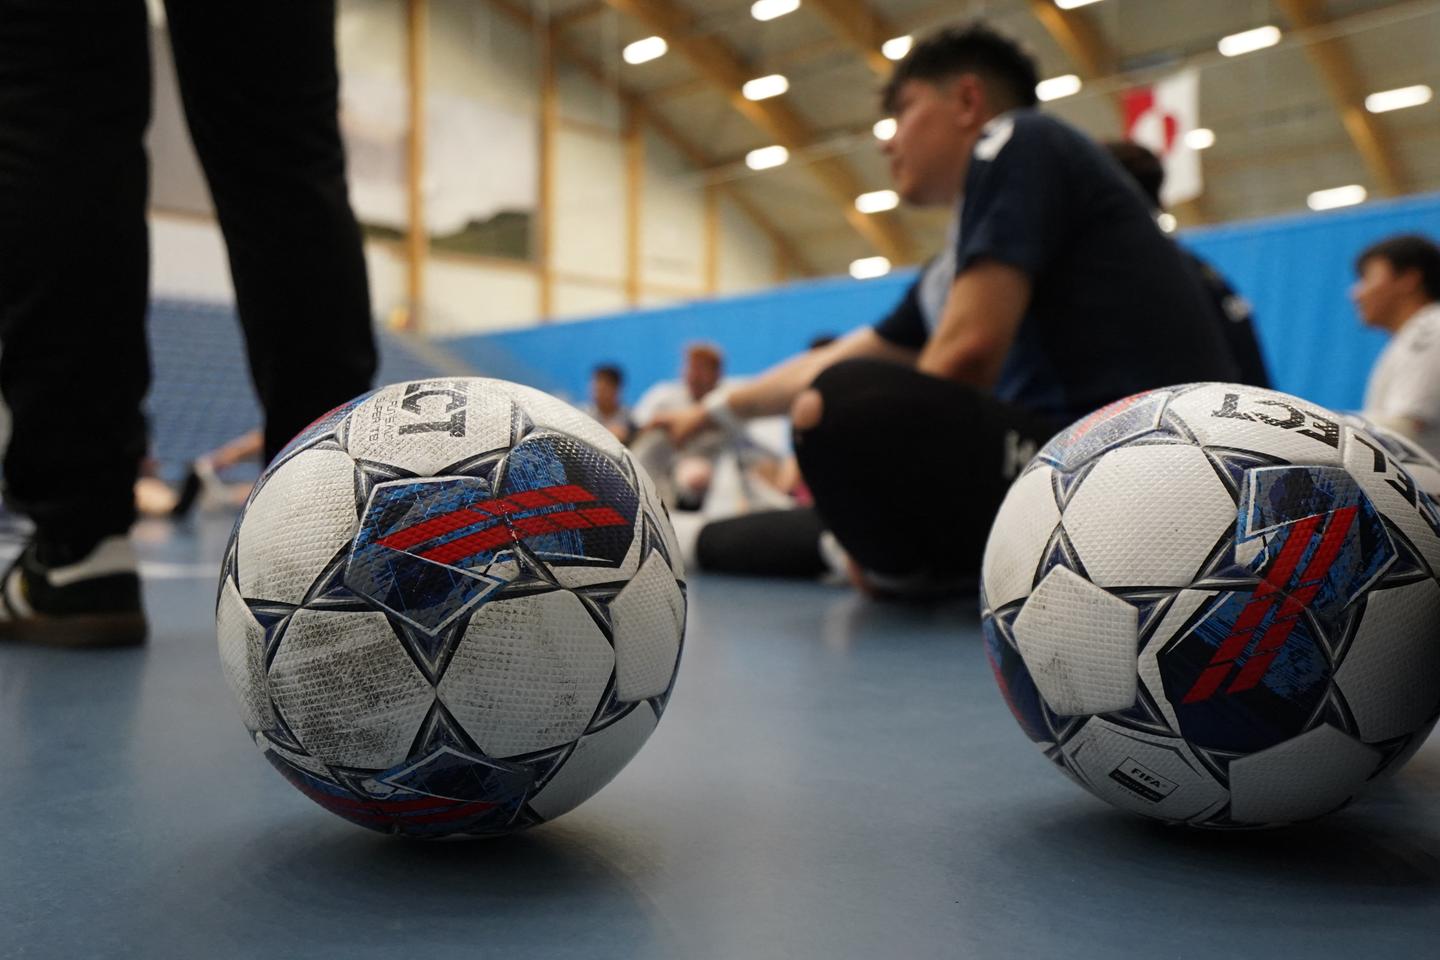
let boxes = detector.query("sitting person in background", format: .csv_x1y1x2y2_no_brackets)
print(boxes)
584,363,634,445
1352,234,1440,458
650,23,1239,596
1104,140,1271,388
172,428,264,517
632,342,742,510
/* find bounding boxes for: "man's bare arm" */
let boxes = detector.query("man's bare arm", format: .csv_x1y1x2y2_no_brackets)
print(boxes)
724,327,917,419
648,327,917,444
916,259,1031,387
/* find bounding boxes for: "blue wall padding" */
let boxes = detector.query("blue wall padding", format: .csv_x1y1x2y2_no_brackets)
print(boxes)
1184,190,1440,412
144,300,461,478
442,272,917,406
443,190,1440,415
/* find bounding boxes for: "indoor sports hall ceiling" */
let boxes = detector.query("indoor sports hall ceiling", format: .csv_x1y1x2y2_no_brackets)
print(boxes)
512,0,1440,275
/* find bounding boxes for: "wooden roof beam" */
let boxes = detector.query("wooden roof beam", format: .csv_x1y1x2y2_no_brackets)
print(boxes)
801,0,896,78
602,0,913,264
1274,0,1406,196
481,0,815,276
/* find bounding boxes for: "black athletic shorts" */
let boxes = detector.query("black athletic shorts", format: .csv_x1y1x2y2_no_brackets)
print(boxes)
697,359,1067,584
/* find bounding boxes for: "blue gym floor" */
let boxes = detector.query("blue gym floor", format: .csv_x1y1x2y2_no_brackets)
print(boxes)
2,515,1438,960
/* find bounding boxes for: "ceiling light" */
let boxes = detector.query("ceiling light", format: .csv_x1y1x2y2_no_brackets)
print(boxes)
743,74,789,101
882,36,913,61
873,118,897,141
1184,128,1216,150
1055,0,1104,8
1157,212,1178,233
1365,84,1432,113
1036,74,1082,102
850,256,891,280
855,190,899,214
1307,184,1367,211
745,145,790,171
1218,25,1281,58
751,0,800,21
622,36,668,66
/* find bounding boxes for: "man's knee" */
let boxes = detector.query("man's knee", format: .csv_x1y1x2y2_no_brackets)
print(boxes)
795,358,888,437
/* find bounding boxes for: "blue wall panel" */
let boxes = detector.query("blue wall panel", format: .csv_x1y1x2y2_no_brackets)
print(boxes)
1184,191,1440,411
443,191,1440,413
443,273,916,406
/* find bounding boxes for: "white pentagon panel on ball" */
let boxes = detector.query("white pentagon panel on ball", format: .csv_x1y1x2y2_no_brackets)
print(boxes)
1063,443,1235,589
502,381,626,461
216,577,276,732
1227,724,1381,825
609,552,685,702
528,704,658,821
1343,424,1440,577
346,379,515,474
1335,579,1440,742
237,447,358,605
633,463,685,580
437,590,615,758
1166,383,1345,467
1344,415,1440,496
1061,719,1227,822
982,464,1061,609
1013,566,1139,716
267,609,434,770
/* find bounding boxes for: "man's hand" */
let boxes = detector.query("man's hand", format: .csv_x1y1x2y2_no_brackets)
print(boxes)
646,405,713,446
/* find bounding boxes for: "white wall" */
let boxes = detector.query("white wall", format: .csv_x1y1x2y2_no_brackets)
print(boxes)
147,0,779,333
642,133,706,294
553,124,627,284
364,243,542,336
719,196,779,295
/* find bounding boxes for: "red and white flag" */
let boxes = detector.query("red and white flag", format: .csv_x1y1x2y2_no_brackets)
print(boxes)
1124,68,1203,207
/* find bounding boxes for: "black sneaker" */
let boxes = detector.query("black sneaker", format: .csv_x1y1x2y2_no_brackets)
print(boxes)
170,463,205,519
0,536,147,647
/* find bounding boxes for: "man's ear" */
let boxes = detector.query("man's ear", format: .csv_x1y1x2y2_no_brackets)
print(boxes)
1396,266,1425,298
950,73,989,128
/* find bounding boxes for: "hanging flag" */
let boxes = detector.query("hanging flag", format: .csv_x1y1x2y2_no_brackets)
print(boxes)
1124,69,1203,207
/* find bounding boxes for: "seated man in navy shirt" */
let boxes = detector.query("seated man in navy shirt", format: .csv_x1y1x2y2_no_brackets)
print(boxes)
654,23,1239,595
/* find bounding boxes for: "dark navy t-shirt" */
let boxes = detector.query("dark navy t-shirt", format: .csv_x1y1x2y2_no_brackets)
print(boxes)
874,109,1239,422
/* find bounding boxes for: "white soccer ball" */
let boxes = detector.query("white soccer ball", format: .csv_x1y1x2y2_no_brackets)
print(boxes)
982,383,1440,828
216,378,685,837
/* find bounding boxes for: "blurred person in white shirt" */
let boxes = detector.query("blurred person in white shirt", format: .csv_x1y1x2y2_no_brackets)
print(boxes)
632,342,734,509
1352,234,1440,459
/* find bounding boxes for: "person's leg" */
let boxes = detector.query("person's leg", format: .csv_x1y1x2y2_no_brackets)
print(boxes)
164,0,376,461
793,358,1062,589
0,0,151,644
0,0,151,556
696,508,829,579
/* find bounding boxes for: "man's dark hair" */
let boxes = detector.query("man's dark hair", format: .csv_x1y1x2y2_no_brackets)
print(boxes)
1104,140,1164,210
882,23,1040,115
592,363,624,386
1355,234,1440,301
808,334,837,351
